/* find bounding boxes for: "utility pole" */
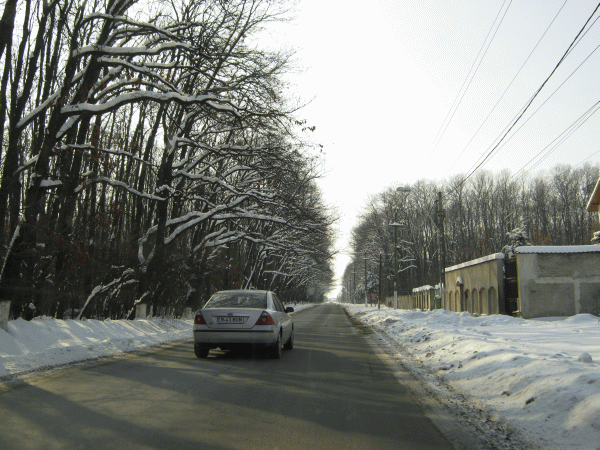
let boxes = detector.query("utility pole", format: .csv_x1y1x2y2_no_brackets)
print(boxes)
352,266,356,304
391,186,411,309
378,253,382,309
437,191,446,302
348,278,352,303
363,252,368,307
390,211,401,309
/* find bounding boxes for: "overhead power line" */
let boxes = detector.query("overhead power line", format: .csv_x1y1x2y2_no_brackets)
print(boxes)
443,0,568,179
425,0,513,165
574,147,600,168
455,2,600,192
483,40,600,182
513,100,600,183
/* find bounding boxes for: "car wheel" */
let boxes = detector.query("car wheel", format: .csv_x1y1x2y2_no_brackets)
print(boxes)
271,332,282,359
194,343,210,359
284,328,294,350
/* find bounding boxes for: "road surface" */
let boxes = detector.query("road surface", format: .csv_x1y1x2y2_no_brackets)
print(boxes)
0,304,475,449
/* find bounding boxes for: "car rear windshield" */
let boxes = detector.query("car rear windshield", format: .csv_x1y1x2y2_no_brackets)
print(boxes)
205,292,268,309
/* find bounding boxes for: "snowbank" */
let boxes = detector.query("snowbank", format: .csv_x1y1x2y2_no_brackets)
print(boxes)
342,304,600,450
0,316,193,377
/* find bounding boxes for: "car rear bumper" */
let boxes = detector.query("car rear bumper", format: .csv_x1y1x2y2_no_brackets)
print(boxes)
193,327,278,346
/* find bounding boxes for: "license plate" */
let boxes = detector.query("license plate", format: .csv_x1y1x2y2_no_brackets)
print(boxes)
217,316,244,324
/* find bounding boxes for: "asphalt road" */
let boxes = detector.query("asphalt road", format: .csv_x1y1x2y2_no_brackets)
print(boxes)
0,304,462,450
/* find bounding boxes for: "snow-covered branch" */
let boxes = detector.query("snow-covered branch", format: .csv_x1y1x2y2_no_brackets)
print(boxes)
72,41,193,59
87,177,166,201
61,91,238,117
65,144,156,166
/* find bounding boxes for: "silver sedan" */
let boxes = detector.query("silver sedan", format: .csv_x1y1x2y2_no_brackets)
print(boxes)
193,290,294,359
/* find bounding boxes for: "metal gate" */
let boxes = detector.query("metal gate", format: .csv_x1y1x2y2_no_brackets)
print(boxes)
503,257,519,315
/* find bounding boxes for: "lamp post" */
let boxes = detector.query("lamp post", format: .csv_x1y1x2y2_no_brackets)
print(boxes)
378,252,382,309
352,266,356,304
390,213,401,309
437,191,446,304
390,186,411,309
363,252,368,307
348,279,351,303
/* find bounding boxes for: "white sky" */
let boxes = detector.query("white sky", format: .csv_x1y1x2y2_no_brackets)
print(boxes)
261,0,600,296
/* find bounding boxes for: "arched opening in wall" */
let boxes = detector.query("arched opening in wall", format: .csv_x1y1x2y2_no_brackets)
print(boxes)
472,289,478,315
480,288,488,315
489,287,498,314
464,290,469,312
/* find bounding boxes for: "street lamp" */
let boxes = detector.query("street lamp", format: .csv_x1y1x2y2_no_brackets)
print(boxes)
352,266,356,304
436,191,446,304
363,252,368,307
389,186,411,309
378,252,382,309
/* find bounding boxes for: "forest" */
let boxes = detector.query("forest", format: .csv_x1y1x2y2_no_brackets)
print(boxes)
341,164,600,303
0,0,336,320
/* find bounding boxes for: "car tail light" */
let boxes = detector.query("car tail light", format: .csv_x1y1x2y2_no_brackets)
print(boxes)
194,312,206,324
255,311,275,326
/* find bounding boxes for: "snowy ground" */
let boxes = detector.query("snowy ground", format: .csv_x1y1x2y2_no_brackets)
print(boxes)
341,303,600,450
0,304,317,379
0,316,193,378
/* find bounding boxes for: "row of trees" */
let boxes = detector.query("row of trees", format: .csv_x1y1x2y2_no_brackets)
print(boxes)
341,164,600,303
0,0,335,320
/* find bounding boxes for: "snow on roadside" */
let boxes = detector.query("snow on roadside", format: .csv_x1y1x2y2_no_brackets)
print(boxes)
0,303,316,379
0,316,193,378
341,303,600,450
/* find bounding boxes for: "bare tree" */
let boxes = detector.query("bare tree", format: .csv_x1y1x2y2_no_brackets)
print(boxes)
0,0,335,319
344,163,600,301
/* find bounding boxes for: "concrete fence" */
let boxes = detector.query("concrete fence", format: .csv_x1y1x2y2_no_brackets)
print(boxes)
383,246,600,319
516,246,600,318
443,253,505,315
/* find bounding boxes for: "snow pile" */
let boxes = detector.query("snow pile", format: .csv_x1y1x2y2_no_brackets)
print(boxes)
343,304,600,450
0,316,193,377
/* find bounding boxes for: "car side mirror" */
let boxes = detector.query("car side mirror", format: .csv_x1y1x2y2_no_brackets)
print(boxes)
285,307,294,313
